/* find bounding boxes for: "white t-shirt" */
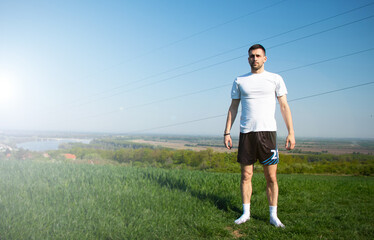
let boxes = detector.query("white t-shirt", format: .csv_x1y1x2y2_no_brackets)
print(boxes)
231,71,288,133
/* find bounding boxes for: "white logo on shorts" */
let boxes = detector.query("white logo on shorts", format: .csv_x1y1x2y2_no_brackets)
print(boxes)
271,149,279,160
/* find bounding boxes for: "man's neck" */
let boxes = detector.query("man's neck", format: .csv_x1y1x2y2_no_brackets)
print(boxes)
251,68,265,74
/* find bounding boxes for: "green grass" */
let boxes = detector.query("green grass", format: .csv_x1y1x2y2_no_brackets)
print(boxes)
0,159,373,239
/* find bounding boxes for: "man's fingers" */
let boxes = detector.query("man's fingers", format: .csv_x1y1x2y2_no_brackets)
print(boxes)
226,140,232,149
224,136,233,149
285,137,295,150
290,141,295,149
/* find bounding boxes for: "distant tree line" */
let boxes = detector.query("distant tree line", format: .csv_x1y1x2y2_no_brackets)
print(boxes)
53,139,374,176
3,138,372,176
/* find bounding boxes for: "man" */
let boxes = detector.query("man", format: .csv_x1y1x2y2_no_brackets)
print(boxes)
224,44,295,227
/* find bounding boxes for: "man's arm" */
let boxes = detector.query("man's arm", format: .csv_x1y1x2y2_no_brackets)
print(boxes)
277,95,295,150
224,99,240,149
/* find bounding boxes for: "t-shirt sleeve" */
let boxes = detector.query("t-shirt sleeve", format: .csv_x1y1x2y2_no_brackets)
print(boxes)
275,74,288,97
231,78,241,99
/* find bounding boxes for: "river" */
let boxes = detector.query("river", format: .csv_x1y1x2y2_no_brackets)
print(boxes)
16,138,91,151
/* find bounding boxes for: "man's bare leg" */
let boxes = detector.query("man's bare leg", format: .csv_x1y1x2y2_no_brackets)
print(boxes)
264,164,285,228
235,164,253,224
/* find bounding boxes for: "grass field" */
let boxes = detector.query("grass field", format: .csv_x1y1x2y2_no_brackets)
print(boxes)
0,159,373,239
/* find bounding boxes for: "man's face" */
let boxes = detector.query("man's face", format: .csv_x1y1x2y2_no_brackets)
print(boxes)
248,48,267,71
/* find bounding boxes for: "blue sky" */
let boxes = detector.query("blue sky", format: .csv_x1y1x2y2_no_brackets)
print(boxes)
0,0,373,138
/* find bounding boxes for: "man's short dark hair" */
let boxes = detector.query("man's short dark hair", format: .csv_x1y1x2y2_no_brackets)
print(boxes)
248,44,266,55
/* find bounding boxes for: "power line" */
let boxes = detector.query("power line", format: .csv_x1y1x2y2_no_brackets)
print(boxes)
173,1,374,75
278,47,374,73
287,82,374,102
81,47,374,120
135,0,289,57
269,15,374,50
127,114,228,134
64,2,374,108
82,84,229,120
68,0,288,89
126,81,374,134
73,12,374,109
73,55,243,108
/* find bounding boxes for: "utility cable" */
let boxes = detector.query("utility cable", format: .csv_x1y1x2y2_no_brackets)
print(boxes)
80,47,374,120
64,2,374,107
134,0,289,57
69,0,288,87
126,81,374,134
72,14,374,108
287,82,374,102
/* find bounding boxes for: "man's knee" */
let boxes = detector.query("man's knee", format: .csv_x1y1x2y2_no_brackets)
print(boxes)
241,164,253,183
241,172,252,183
264,164,278,184
265,173,277,184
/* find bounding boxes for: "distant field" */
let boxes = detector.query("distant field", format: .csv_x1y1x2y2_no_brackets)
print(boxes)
0,160,373,239
131,139,229,152
285,139,374,155
131,138,374,155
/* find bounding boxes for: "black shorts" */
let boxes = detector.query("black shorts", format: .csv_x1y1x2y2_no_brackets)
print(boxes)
237,131,279,165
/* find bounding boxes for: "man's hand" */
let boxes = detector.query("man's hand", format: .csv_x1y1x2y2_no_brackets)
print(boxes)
285,134,295,150
224,135,233,149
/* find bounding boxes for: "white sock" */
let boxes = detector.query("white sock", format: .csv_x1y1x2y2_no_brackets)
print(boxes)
269,206,285,228
235,203,250,225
